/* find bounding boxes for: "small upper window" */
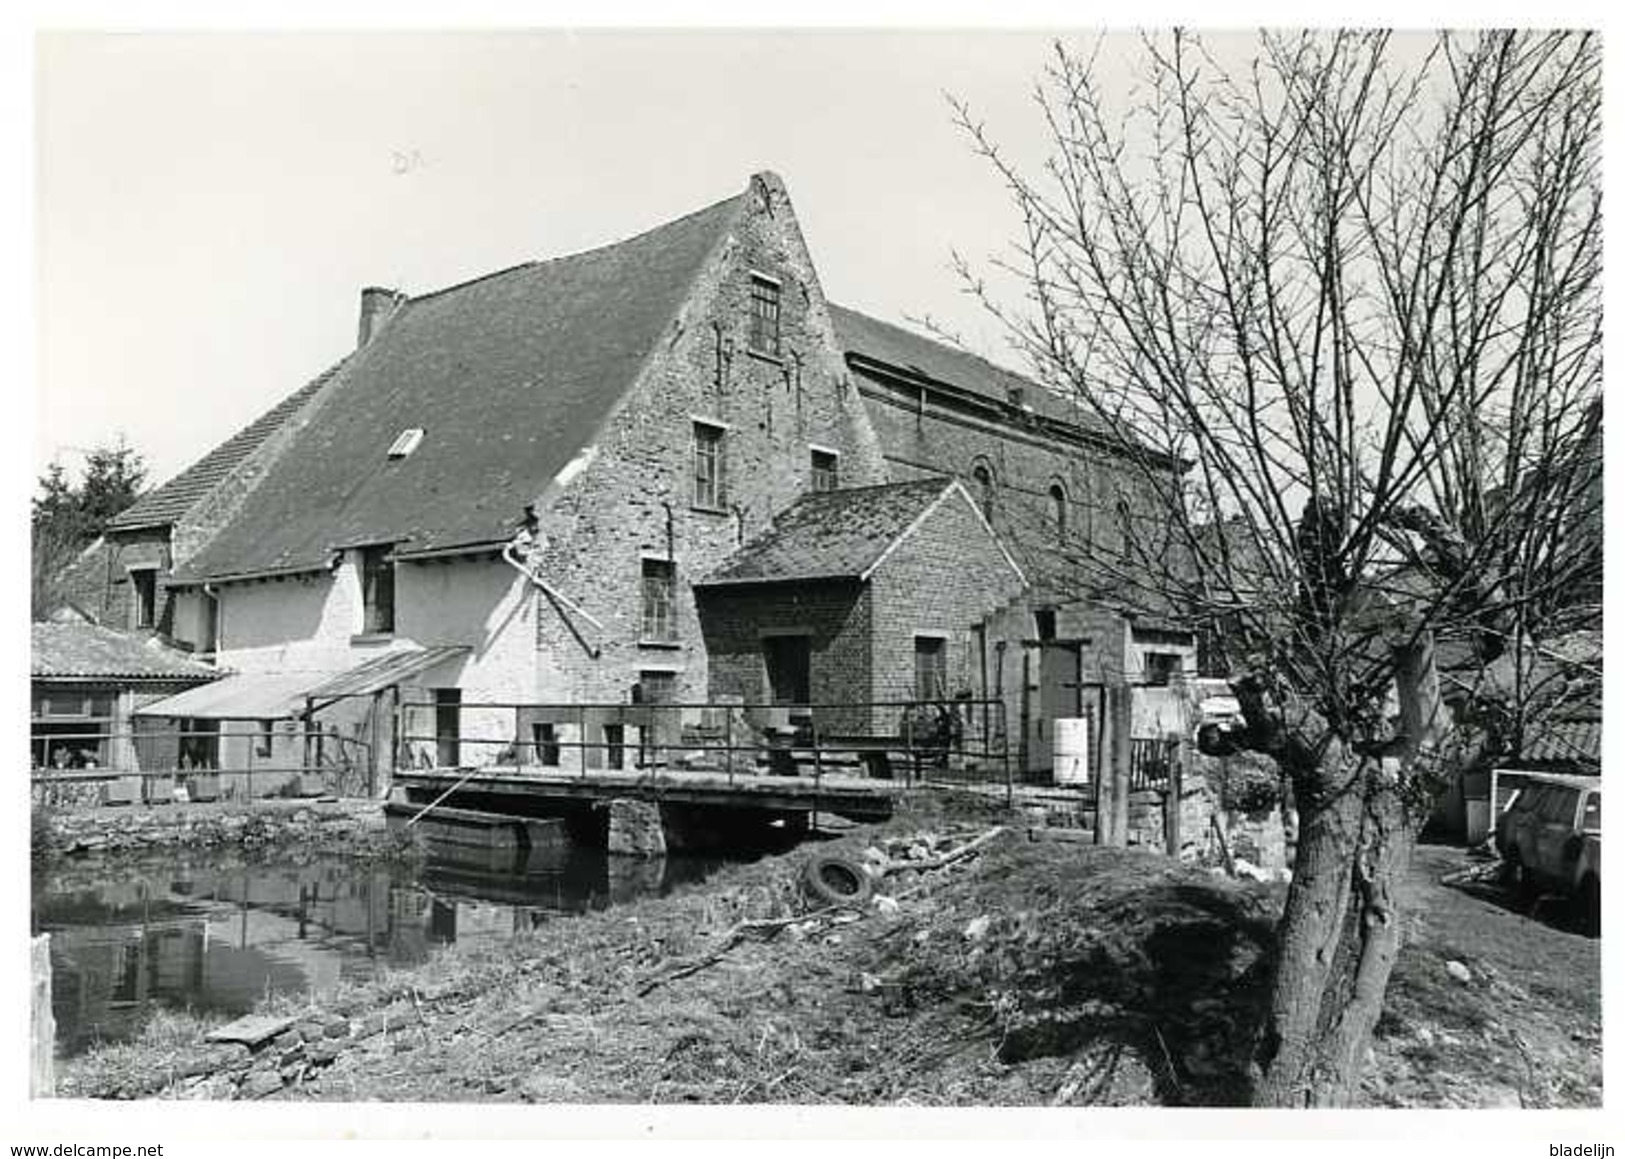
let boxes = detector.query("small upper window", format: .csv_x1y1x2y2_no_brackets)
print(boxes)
693,421,728,509
748,274,782,358
810,448,839,493
1050,483,1068,538
972,463,995,520
387,428,424,459
361,545,395,634
131,568,157,630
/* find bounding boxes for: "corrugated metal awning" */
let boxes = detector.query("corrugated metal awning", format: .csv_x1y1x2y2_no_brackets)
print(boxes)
133,672,330,721
305,646,469,699
133,646,472,721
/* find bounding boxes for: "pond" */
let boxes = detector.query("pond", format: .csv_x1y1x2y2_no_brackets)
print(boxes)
32,825,727,1058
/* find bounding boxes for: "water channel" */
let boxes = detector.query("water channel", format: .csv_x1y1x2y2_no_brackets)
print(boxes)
33,825,733,1058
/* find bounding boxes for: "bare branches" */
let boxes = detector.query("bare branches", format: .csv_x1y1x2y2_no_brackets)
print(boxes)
954,30,1600,752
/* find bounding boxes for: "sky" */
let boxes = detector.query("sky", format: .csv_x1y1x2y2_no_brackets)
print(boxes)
32,28,1128,489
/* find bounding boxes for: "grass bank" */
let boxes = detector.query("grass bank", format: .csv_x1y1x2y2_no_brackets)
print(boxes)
54,798,1599,1107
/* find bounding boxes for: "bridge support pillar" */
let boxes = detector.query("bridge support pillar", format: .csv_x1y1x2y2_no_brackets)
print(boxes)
606,798,666,859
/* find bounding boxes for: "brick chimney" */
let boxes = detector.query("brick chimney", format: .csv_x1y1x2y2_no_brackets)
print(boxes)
357,286,405,348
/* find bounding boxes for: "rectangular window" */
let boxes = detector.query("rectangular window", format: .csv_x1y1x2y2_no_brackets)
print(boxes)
604,723,625,771
1144,652,1184,687
810,448,839,493
361,546,395,634
748,274,781,357
533,722,560,767
693,421,727,509
256,720,274,759
914,636,947,701
641,558,677,642
131,568,157,630
1034,609,1057,642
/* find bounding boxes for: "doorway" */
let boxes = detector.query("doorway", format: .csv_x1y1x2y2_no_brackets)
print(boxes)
763,635,811,706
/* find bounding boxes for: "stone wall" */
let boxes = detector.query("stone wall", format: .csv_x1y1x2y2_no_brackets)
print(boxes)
867,487,1027,727
855,370,1179,604
695,580,872,732
524,173,890,712
32,799,400,862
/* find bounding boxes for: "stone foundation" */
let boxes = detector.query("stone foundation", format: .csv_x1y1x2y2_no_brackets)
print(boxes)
605,798,666,858
33,799,396,862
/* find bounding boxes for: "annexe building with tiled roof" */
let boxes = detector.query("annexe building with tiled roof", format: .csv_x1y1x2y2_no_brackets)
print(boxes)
72,171,1186,783
31,622,219,772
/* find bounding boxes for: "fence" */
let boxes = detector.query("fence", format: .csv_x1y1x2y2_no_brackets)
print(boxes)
29,725,372,810
1129,737,1180,792
396,696,1013,793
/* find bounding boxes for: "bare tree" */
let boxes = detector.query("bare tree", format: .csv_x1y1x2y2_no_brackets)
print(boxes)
954,29,1600,1106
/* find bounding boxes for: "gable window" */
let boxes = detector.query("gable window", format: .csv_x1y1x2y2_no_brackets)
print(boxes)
641,558,677,642
361,545,395,635
130,568,157,630
1050,483,1068,538
810,448,839,493
1034,609,1057,642
693,421,728,509
971,463,995,520
748,273,781,358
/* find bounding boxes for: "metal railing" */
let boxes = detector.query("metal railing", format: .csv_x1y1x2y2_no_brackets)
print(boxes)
29,725,373,810
396,696,1014,803
1129,737,1180,791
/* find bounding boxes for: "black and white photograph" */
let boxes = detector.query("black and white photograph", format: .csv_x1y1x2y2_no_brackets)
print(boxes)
18,13,1606,1139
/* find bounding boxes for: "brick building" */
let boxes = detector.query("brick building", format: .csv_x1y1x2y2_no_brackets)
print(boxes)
77,171,1189,782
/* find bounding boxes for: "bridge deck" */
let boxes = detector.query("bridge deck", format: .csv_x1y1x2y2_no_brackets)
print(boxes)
393,764,907,821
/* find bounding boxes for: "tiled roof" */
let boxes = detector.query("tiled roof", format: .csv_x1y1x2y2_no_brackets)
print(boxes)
31,622,220,682
109,360,348,531
1521,716,1602,770
699,478,957,585
828,303,1117,442
179,188,746,581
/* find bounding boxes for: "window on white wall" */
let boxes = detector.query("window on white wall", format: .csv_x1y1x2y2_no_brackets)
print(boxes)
810,448,839,493
361,546,395,634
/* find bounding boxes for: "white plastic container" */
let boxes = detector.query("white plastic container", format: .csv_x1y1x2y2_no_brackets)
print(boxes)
1054,717,1091,785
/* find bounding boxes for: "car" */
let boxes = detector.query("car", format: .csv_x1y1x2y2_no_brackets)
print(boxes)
1493,773,1600,932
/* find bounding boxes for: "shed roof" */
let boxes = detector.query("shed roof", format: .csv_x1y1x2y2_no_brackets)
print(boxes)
177,187,746,582
698,478,1015,587
31,622,220,683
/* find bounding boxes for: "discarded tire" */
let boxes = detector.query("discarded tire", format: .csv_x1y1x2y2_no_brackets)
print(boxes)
801,854,874,907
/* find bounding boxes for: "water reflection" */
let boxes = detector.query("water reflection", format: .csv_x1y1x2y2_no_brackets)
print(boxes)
33,833,719,1057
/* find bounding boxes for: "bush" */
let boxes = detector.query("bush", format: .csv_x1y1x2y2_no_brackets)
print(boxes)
1216,752,1282,816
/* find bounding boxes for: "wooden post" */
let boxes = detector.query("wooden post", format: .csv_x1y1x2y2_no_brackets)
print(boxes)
1095,685,1115,846
1097,681,1133,847
1110,685,1132,847
1164,743,1184,857
32,934,54,1097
